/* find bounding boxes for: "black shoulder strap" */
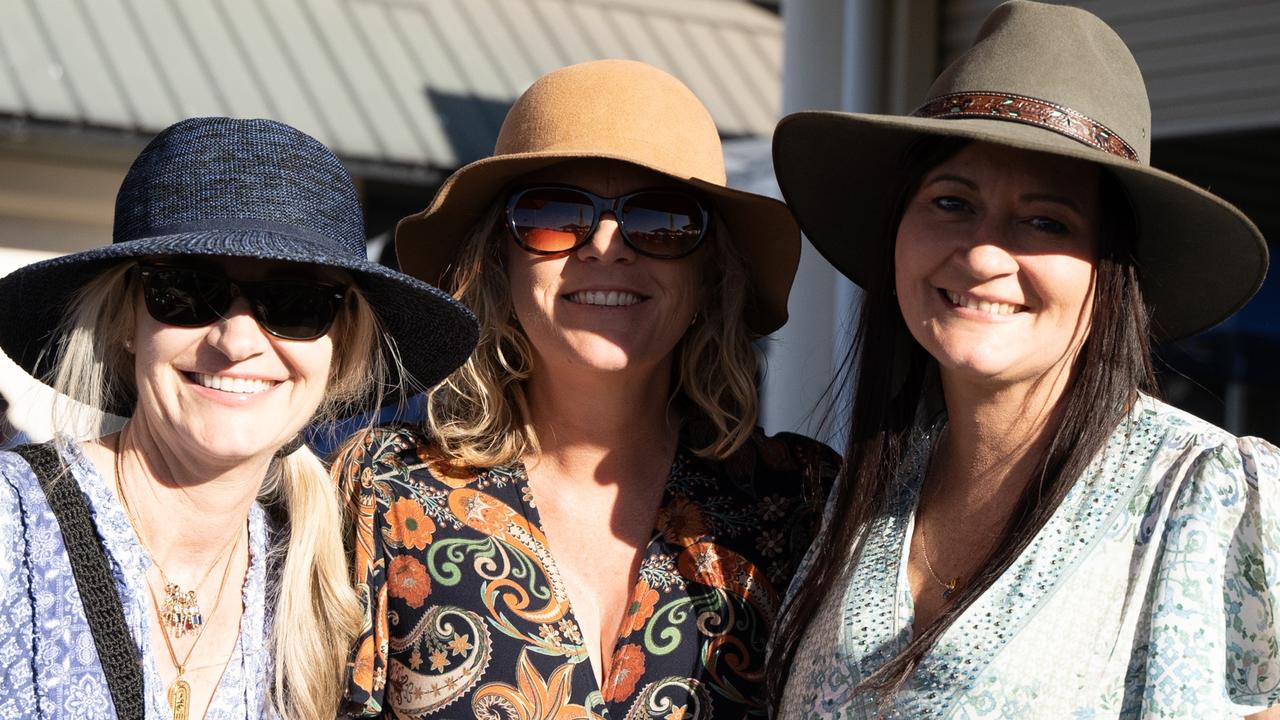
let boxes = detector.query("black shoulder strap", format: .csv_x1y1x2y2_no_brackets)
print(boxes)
14,442,145,720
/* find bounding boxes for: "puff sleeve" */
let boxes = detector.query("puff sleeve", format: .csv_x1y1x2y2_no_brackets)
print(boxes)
1146,434,1280,716
1221,436,1280,711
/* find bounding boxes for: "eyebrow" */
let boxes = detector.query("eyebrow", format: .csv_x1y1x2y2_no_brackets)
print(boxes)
925,173,1087,214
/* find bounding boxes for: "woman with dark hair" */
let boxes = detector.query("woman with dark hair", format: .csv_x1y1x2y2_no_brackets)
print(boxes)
338,60,837,719
768,2,1277,718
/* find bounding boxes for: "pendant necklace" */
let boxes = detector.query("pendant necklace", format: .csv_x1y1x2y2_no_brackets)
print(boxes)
919,522,960,600
115,444,241,638
147,525,241,720
919,423,960,601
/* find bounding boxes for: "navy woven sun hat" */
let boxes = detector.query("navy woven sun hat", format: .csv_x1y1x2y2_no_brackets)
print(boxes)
0,117,479,412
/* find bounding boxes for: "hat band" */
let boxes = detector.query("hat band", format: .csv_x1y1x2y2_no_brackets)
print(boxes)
912,91,1139,162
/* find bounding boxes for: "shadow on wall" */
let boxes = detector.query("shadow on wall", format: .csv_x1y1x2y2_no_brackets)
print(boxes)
427,89,513,167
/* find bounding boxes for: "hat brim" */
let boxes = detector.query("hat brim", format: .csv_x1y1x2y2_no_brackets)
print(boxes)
772,111,1269,341
395,150,801,335
0,229,479,415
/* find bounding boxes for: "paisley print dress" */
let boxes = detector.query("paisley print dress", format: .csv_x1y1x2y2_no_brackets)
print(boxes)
342,427,838,719
779,394,1280,719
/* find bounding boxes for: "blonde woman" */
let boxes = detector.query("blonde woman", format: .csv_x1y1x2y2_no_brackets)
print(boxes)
340,61,839,719
0,118,477,720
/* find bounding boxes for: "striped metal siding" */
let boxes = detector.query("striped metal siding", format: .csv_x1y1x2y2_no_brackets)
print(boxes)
0,0,783,171
939,0,1280,138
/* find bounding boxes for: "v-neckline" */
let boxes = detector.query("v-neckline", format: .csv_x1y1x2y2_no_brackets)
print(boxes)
65,439,267,719
505,442,689,702
836,399,1163,717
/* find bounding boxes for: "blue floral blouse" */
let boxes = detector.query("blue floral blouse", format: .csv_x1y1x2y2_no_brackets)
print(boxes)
0,440,272,720
779,394,1280,719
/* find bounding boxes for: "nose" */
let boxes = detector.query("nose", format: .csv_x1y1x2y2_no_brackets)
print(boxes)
205,297,270,361
575,212,637,264
955,218,1020,280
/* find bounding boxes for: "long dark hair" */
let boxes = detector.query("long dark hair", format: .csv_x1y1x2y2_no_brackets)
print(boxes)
767,137,1159,709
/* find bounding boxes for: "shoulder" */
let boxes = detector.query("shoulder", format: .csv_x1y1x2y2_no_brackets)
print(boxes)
722,429,840,472
0,446,46,518
715,429,841,506
339,424,484,504
1130,394,1277,499
337,424,448,488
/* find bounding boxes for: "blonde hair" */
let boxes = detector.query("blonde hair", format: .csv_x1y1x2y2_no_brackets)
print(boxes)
47,261,392,720
426,201,760,467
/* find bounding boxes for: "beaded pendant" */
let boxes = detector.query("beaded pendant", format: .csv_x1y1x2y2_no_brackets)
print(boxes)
160,582,203,637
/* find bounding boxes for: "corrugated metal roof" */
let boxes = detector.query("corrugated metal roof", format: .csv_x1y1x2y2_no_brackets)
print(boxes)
0,0,784,173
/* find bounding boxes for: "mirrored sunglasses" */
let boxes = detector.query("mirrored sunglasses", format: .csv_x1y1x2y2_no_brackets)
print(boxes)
505,185,709,259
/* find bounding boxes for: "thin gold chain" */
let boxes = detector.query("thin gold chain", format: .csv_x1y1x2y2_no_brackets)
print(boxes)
918,520,959,599
113,431,241,600
146,526,240,674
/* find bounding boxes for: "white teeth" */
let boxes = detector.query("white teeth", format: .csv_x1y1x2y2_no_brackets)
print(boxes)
567,290,644,307
945,290,1021,316
195,373,276,394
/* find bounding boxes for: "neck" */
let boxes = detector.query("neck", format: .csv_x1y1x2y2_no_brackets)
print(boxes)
932,365,1075,512
110,414,264,576
523,357,680,488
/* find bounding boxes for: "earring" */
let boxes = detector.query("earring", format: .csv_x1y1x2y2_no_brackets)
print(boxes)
123,338,134,352
689,312,699,326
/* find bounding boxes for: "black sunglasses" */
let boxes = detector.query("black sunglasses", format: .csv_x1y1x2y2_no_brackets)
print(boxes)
135,264,348,341
505,185,710,259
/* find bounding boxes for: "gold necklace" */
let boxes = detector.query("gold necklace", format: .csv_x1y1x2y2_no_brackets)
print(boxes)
146,525,241,720
919,521,960,601
114,436,242,638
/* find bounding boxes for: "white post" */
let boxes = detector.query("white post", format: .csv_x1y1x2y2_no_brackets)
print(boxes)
761,0,882,445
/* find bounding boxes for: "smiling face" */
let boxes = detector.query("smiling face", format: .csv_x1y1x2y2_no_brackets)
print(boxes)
129,258,339,463
894,142,1102,391
504,160,703,380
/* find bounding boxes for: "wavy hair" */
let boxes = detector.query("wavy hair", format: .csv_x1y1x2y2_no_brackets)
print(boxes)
426,199,759,467
47,261,391,720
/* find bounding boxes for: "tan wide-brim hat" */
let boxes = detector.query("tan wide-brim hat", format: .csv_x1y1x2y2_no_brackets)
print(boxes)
773,0,1268,341
397,59,801,335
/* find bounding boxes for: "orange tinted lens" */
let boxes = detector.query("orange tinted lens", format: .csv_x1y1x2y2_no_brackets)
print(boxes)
523,227,580,251
620,192,704,256
511,189,594,252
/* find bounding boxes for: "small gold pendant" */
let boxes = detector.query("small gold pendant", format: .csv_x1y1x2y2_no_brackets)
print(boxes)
942,578,959,600
169,678,191,720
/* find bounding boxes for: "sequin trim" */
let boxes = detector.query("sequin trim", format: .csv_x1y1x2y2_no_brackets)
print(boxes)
898,401,1164,717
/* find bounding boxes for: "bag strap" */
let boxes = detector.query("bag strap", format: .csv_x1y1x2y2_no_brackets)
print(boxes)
14,442,145,720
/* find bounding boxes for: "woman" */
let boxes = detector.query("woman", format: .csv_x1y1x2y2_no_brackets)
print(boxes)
768,2,1278,718
0,117,477,719
340,60,838,718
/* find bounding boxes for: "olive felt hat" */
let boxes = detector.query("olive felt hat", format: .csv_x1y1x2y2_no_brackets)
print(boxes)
773,0,1268,341
0,117,479,414
395,59,801,335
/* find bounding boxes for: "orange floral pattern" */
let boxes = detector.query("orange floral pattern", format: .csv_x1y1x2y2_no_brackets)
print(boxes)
342,427,838,719
387,555,431,608
622,580,660,636
602,643,646,702
386,496,436,550
658,496,707,546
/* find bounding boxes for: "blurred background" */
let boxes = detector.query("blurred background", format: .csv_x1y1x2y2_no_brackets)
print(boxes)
1,0,1276,448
